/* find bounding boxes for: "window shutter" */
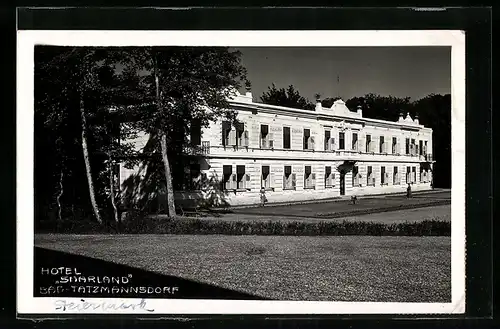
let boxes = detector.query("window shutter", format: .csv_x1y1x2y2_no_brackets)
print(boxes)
311,173,316,187
269,172,274,188
268,133,274,148
292,173,296,188
243,130,249,146
228,130,236,146
310,136,315,150
330,137,336,150
231,174,237,189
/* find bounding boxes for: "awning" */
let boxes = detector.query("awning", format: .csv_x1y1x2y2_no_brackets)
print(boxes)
260,124,269,134
223,165,232,175
262,166,270,175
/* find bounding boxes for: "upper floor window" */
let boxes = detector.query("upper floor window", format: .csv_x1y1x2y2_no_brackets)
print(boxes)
304,129,315,150
424,141,428,154
419,140,423,156
338,132,345,150
392,137,398,154
381,166,388,185
379,136,385,153
283,127,291,149
405,138,410,155
366,135,372,153
260,124,274,149
352,133,358,151
190,119,202,145
410,138,416,156
222,121,247,147
324,130,331,151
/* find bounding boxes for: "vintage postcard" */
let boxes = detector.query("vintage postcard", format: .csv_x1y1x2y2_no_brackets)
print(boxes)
17,29,465,316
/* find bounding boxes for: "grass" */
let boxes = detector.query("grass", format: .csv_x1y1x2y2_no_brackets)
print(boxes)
35,234,451,302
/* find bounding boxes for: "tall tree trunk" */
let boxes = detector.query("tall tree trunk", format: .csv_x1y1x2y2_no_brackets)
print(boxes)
56,169,64,222
160,132,176,217
80,94,103,224
108,154,120,224
153,53,176,217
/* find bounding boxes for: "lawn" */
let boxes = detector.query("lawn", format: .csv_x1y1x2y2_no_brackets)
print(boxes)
231,191,451,218
201,205,451,224
35,234,451,302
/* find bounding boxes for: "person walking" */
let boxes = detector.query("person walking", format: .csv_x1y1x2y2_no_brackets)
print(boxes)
406,183,412,199
260,187,268,207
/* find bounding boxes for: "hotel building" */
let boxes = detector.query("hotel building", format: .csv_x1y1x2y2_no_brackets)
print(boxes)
119,89,434,207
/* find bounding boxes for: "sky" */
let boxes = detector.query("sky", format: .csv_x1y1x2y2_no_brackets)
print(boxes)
233,47,451,103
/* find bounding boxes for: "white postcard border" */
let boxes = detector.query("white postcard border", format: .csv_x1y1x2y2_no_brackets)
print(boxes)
17,30,466,315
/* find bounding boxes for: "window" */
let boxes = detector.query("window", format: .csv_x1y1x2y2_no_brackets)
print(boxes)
419,140,423,156
420,166,424,182
424,141,428,155
235,122,247,147
325,166,333,188
188,163,202,190
261,166,272,189
304,166,316,189
405,138,410,154
283,166,296,190
339,132,345,150
381,166,387,185
367,166,374,186
222,165,235,190
406,166,411,183
190,119,202,145
352,166,361,187
304,129,315,150
222,121,232,146
366,135,372,153
352,133,358,150
283,127,291,149
392,137,398,154
222,121,247,147
379,136,385,153
412,167,416,184
236,165,250,190
260,125,274,149
393,166,399,185
324,130,331,151
411,139,416,156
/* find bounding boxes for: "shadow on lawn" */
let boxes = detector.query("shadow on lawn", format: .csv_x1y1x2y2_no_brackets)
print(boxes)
34,247,270,300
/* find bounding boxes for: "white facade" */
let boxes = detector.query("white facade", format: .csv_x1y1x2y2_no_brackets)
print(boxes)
120,90,435,207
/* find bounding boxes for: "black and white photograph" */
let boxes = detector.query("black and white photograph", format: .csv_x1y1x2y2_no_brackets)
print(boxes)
17,29,466,315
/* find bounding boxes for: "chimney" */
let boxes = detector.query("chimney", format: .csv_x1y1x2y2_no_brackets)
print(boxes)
244,81,253,102
314,94,322,111
356,104,363,117
398,111,404,122
414,114,419,124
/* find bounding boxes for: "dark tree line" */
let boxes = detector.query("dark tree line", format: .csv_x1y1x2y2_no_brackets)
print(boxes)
260,85,451,188
35,46,247,225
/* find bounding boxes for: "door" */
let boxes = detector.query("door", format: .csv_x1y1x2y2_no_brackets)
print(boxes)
340,171,345,196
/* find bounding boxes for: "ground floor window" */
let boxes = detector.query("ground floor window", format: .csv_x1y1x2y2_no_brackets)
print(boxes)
352,166,362,187
406,166,411,184
412,166,416,184
325,166,335,188
381,166,389,186
304,166,316,189
283,166,296,190
367,166,375,186
393,166,400,185
262,165,273,189
222,165,250,190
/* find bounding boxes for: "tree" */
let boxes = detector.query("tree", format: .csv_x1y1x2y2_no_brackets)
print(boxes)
260,84,315,111
35,47,139,224
117,47,248,218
